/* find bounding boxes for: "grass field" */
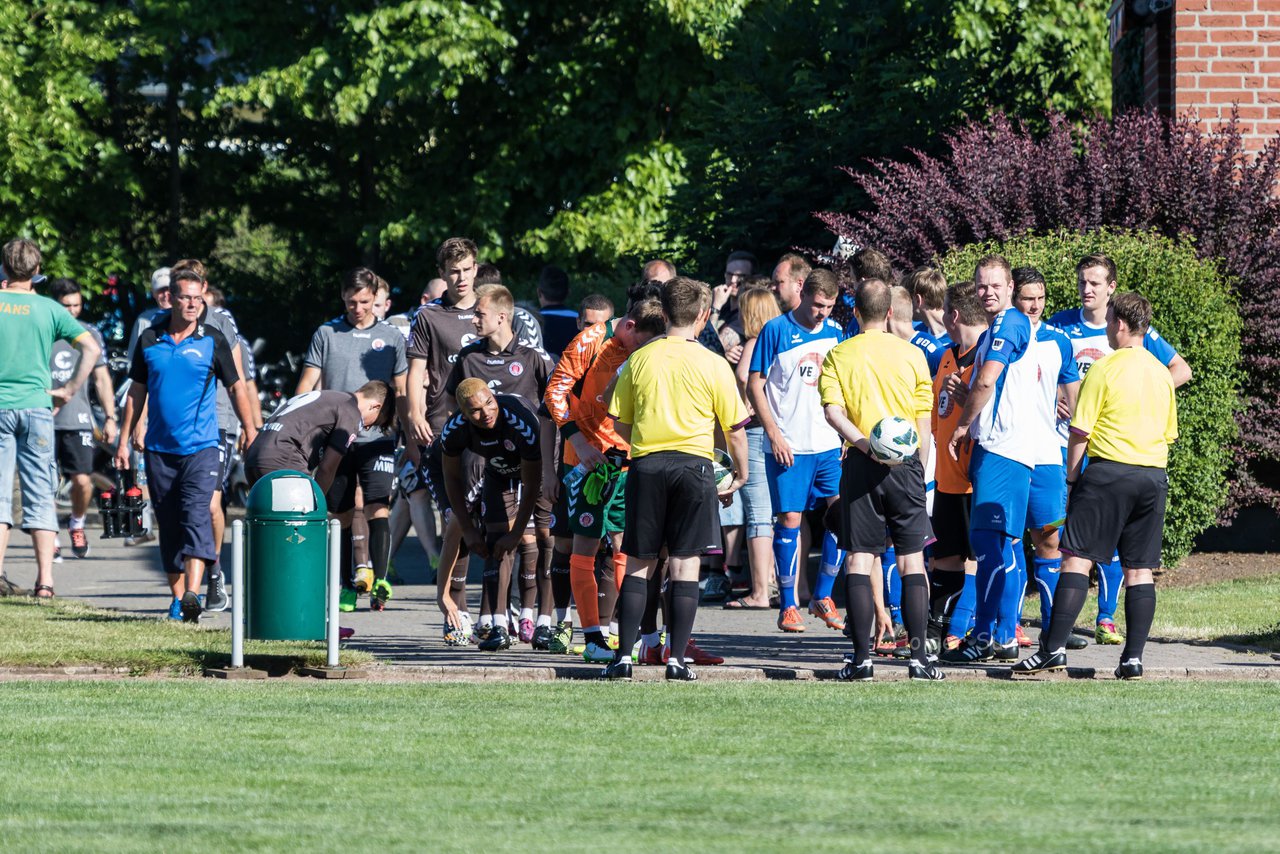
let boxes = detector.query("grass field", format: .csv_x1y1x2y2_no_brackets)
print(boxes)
1,681,1277,852
0,598,372,673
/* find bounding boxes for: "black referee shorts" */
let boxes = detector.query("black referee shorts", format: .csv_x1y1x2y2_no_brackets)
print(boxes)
55,430,95,478
622,451,721,559
836,451,932,555
1061,458,1168,569
326,438,396,512
930,490,973,561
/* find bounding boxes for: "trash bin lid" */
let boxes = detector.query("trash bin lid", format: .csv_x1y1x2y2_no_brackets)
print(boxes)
244,470,328,520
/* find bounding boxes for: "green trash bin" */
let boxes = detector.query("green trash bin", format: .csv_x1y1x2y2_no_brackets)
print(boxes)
244,470,330,641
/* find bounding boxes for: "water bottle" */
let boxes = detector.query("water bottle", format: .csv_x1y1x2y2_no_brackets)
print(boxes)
561,462,589,493
124,481,145,537
98,486,119,538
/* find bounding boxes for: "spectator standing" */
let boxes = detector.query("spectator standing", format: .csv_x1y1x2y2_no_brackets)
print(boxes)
536,266,579,357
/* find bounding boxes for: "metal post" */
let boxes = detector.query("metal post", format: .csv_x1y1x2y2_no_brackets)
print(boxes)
231,520,245,668
327,518,340,668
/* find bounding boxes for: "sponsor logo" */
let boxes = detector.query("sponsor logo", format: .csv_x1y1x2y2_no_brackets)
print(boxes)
181,347,202,357
480,439,499,446
991,338,1005,352
53,351,74,370
373,456,395,474
353,332,371,339
938,390,953,418
460,333,478,349
509,362,524,377
797,352,822,386
263,422,283,432
485,358,504,366
372,338,386,351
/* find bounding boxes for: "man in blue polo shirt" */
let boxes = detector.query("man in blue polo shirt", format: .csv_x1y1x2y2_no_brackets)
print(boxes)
115,271,257,622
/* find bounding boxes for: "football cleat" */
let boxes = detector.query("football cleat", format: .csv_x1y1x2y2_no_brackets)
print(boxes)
1015,624,1033,647
777,606,806,633
549,621,573,654
939,638,994,665
1114,658,1144,680
352,566,374,594
1010,649,1067,675
835,655,874,682
1095,620,1124,645
1067,634,1089,650
477,625,513,651
601,659,633,681
518,618,535,644
531,624,554,650
808,597,845,631
908,660,947,681
664,662,698,681
682,638,724,666
582,640,615,663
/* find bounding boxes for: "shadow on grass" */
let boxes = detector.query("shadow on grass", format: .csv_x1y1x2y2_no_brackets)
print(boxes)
1220,624,1280,652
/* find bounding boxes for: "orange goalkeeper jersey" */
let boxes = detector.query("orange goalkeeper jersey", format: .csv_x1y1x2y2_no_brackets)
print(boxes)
543,322,630,465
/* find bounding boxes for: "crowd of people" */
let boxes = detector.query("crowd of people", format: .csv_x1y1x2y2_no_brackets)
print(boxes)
0,234,1185,681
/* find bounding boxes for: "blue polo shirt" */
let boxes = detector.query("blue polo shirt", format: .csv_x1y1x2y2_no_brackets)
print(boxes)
129,320,240,455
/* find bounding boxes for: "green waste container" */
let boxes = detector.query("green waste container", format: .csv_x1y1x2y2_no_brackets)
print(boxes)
244,471,329,640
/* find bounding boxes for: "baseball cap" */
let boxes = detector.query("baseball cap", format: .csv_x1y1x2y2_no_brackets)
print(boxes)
150,267,171,293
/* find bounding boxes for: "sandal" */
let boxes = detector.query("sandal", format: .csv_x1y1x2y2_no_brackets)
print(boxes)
723,598,771,610
0,575,25,597
33,584,54,600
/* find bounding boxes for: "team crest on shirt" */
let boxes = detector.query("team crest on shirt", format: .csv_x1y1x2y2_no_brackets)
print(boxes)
372,338,386,351
939,390,954,418
509,362,524,377
579,512,594,527
991,338,1005,352
504,439,516,451
797,352,822,386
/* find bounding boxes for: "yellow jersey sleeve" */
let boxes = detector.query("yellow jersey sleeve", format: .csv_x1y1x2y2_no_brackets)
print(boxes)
609,360,634,425
818,345,847,411
910,348,933,419
712,357,749,430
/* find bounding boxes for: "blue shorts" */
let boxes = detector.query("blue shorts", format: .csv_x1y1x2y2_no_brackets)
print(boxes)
1027,464,1067,530
767,448,841,513
146,447,221,574
968,444,1032,538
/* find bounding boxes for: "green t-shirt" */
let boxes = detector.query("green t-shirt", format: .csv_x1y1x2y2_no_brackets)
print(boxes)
0,290,89,410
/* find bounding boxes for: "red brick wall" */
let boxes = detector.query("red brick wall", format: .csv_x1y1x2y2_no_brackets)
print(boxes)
1174,0,1280,152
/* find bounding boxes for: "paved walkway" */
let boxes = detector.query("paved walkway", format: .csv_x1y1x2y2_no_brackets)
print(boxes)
5,519,1278,681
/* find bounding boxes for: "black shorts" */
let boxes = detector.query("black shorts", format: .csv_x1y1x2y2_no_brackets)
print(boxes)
548,465,572,538
621,451,721,559
480,471,521,527
836,451,932,555
55,430,95,478
424,449,484,521
931,491,973,561
215,430,238,491
1061,458,1168,569
326,438,396,513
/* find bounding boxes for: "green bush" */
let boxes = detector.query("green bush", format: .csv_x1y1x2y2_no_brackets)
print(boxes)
940,229,1242,566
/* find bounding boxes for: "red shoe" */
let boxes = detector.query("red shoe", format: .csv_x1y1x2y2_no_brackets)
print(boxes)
777,606,806,633
1016,624,1033,648
683,638,723,666
636,640,667,666
875,632,897,656
69,526,90,559
339,627,355,640
807,597,845,631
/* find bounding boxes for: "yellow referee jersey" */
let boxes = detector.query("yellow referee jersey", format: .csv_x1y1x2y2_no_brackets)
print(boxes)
609,336,748,460
1071,346,1177,468
818,329,933,438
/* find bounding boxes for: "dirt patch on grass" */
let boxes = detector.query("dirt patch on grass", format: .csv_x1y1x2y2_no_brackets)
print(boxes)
1159,552,1280,587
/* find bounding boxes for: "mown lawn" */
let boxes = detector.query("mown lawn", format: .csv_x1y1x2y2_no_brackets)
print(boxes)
0,681,1277,852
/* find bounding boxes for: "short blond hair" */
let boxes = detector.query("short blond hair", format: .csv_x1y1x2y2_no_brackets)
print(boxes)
474,283,513,317
455,377,491,408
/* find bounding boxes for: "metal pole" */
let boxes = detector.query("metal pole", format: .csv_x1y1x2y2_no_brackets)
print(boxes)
327,518,340,668
231,520,244,669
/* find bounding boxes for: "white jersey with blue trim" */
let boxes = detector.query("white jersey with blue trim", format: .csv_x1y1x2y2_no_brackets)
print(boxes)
1026,321,1081,462
1047,307,1177,378
749,311,844,455
971,307,1039,468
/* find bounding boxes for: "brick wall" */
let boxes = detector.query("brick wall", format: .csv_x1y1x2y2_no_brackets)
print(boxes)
1174,0,1280,152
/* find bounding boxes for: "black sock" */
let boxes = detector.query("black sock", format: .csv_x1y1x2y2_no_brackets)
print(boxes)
667,580,700,666
901,573,931,666
550,549,572,612
536,536,554,618
641,569,663,635
368,516,391,580
845,574,874,664
584,629,607,646
340,528,353,587
1121,583,1156,661
929,568,965,625
1045,572,1090,653
614,574,648,662
518,539,539,611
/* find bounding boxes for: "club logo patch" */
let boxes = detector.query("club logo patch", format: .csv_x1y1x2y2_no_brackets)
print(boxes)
372,338,386,351
509,362,524,377
991,338,1005,352
504,439,516,451
579,512,594,527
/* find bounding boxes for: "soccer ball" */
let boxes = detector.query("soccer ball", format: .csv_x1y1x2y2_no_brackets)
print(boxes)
868,416,919,466
711,448,735,490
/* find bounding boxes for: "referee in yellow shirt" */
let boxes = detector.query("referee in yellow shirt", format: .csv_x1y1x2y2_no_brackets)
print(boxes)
818,278,942,682
1013,292,1177,680
606,277,750,681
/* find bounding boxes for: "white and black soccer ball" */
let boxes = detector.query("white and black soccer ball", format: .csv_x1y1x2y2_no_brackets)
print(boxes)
868,416,919,466
711,448,735,490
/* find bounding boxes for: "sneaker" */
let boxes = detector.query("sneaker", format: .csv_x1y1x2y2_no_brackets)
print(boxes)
69,526,89,559
1114,658,1144,680
582,640,615,663
205,569,229,612
339,627,355,640
529,624,555,650
339,587,357,613
701,573,732,603
874,631,898,656
371,578,393,611
1066,634,1089,650
939,637,994,665
601,659,633,681
124,531,156,546
1010,648,1067,675
777,606,806,633
549,621,573,654
167,597,183,620
52,544,63,564
518,618,535,644
471,624,493,645
606,635,619,651
478,625,513,651
908,660,947,681
353,566,374,594
665,661,698,681
808,597,845,631
682,638,724,666
180,590,202,623
1015,624,1033,648
635,639,667,666
993,641,1019,663
1095,620,1124,645
443,624,469,646
836,655,874,682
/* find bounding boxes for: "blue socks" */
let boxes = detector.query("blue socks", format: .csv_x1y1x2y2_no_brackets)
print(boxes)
773,523,801,611
949,573,977,637
970,529,1018,646
1097,555,1122,623
1033,556,1061,628
882,546,901,624
815,529,843,601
